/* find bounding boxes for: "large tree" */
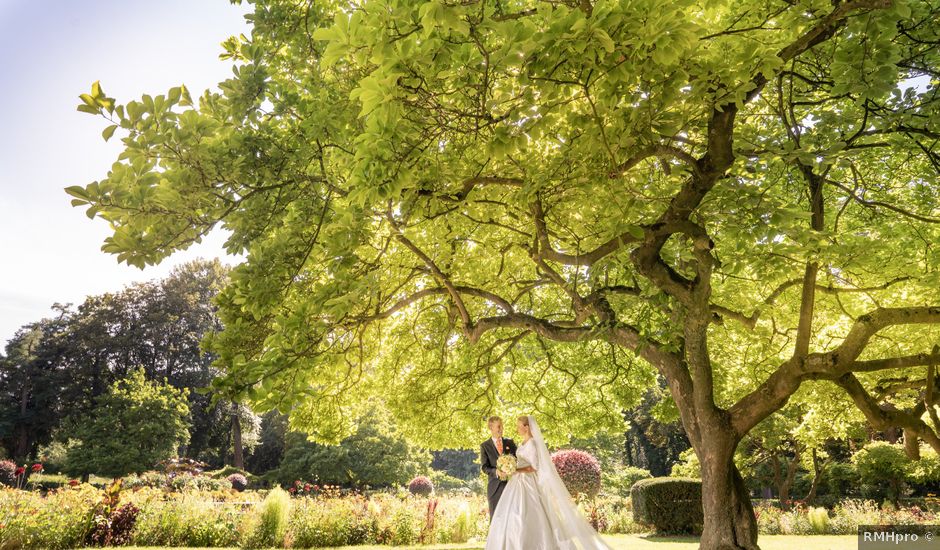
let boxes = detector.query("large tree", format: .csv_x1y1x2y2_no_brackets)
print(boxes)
68,0,940,547
62,368,191,478
0,260,240,465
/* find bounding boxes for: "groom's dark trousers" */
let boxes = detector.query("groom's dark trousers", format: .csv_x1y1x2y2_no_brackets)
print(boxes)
480,437,517,519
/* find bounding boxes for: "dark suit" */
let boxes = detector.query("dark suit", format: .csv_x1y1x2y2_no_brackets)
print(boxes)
480,437,517,518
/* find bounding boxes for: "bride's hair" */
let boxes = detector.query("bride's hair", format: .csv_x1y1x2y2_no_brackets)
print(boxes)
516,415,530,428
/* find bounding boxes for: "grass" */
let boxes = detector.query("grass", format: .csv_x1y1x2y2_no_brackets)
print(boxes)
95,534,859,550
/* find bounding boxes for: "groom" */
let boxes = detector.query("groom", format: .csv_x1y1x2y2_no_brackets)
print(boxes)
480,415,517,519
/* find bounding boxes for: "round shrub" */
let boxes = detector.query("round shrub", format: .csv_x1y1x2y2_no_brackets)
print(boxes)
0,459,16,487
551,449,602,499
228,473,248,492
631,477,703,534
408,475,434,496
853,441,909,501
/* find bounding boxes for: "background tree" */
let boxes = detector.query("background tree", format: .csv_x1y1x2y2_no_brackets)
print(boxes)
624,389,691,475
63,368,190,478
0,320,65,460
275,405,430,487
246,410,289,474
69,1,940,548
0,259,235,466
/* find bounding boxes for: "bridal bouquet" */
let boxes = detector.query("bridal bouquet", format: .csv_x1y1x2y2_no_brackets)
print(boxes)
496,454,517,479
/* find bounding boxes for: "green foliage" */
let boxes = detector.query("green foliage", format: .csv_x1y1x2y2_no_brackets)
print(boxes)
806,507,830,534
669,448,701,479
1,259,233,465
63,369,190,478
603,465,652,497
428,469,481,494
131,494,242,547
69,2,940,533
852,442,909,502
631,477,703,534
0,486,97,549
241,487,291,549
276,405,430,488
287,497,376,547
905,446,940,486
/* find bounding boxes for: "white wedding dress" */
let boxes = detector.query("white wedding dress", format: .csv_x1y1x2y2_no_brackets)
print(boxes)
484,416,612,550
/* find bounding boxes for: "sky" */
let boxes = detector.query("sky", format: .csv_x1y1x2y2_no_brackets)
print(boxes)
0,1,253,346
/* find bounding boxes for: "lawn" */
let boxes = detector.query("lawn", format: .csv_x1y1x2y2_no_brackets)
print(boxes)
104,534,859,550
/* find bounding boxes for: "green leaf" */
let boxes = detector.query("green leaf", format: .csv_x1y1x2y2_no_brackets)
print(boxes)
593,28,615,53
64,185,89,199
102,124,118,141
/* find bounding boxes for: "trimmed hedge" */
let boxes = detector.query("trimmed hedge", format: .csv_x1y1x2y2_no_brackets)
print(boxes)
631,477,703,534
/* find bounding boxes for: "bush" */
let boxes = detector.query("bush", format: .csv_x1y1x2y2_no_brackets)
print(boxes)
228,473,249,492
603,465,652,497
35,440,74,474
823,462,860,498
428,470,475,493
669,448,701,479
552,449,602,499
241,487,291,548
906,446,940,488
853,442,909,502
0,460,16,487
408,476,434,496
63,370,191,479
631,477,703,534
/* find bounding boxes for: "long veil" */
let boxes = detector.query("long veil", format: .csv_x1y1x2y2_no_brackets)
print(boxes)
528,415,613,550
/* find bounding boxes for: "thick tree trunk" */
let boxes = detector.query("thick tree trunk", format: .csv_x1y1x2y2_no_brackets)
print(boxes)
231,410,244,470
698,433,760,550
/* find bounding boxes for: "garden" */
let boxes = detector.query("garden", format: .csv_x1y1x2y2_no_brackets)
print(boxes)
3,435,940,548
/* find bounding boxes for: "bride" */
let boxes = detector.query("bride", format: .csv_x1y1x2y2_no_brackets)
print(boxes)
485,415,612,550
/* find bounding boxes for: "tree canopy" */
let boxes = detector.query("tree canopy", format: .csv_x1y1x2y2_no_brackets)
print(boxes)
68,1,940,546
0,259,235,464
63,368,191,478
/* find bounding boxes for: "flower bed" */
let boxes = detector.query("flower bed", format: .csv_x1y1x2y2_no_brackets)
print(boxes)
4,482,940,548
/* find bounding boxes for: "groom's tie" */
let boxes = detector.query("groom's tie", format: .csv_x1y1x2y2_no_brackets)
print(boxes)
496,439,503,454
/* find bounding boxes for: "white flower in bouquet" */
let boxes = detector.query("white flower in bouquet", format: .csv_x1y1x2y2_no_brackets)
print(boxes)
497,454,517,479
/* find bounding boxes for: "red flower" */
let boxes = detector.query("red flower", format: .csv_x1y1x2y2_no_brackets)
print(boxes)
313,484,320,491
288,487,296,494
31,463,43,473
304,483,311,491
14,466,25,476
68,480,80,487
